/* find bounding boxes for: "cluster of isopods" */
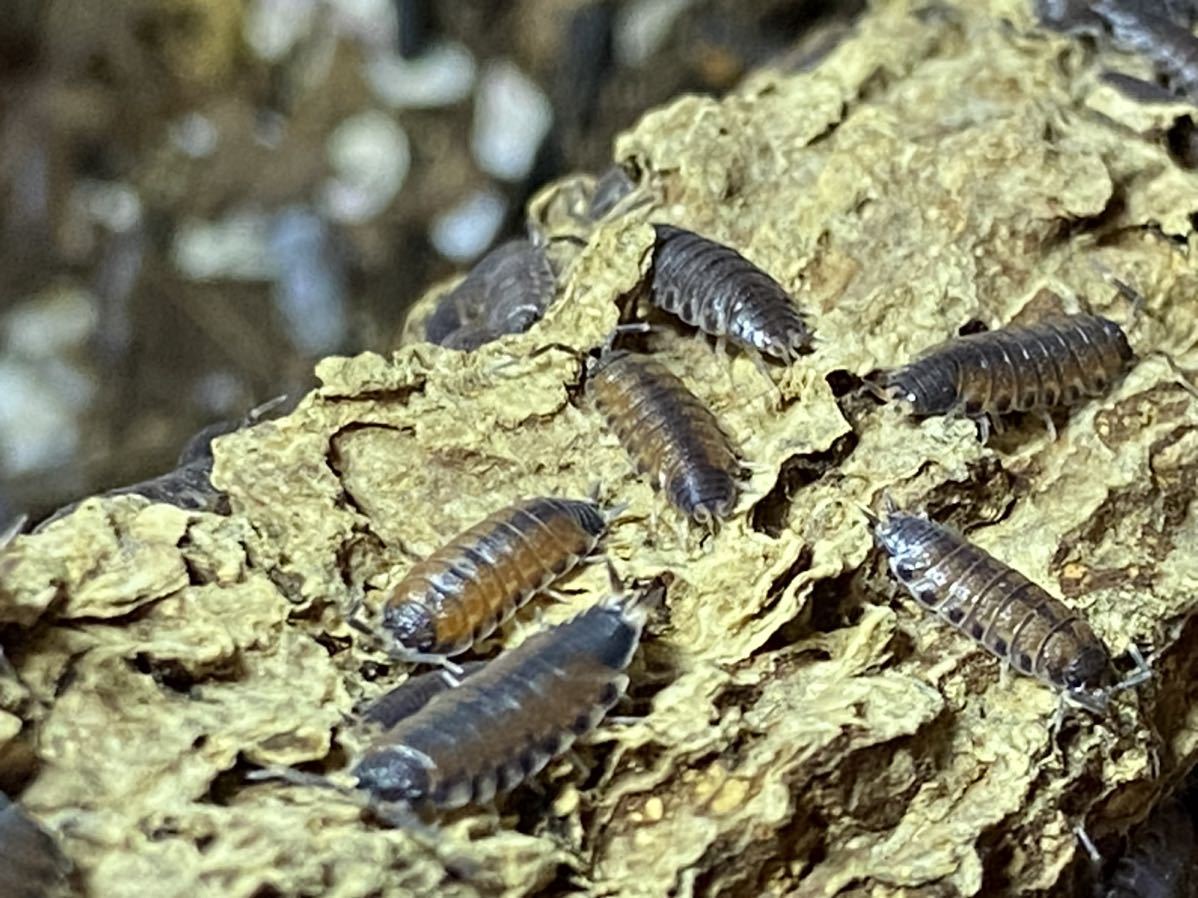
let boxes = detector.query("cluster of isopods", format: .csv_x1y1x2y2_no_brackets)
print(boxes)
278,159,1168,854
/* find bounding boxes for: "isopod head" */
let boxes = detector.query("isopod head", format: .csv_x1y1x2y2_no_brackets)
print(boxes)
743,324,811,364
562,498,607,538
871,508,935,569
881,366,959,416
382,598,440,654
353,746,431,804
1061,644,1115,712
667,472,737,527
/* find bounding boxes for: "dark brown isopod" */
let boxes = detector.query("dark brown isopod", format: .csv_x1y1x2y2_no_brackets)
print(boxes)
354,594,646,810
879,314,1135,438
872,503,1117,712
586,350,743,528
649,224,813,363
381,497,608,658
0,793,72,898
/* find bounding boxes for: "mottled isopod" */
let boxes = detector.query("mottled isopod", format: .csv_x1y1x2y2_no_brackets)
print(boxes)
649,224,813,363
586,349,743,528
1104,800,1196,898
354,593,646,810
424,239,556,350
381,496,608,658
873,504,1118,712
879,314,1135,438
0,793,72,898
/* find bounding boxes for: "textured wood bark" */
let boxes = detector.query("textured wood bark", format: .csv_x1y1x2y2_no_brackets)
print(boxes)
4,2,1198,896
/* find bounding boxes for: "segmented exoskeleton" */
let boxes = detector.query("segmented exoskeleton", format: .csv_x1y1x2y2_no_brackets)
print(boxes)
1093,0,1198,101
586,349,743,528
649,224,813,362
425,240,556,350
355,594,646,810
872,504,1117,712
381,497,608,658
359,662,486,730
879,314,1135,438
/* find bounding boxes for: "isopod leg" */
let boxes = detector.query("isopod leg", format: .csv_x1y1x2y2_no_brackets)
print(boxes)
1113,643,1153,691
972,414,991,443
748,349,784,410
1073,823,1103,865
1037,410,1058,442
389,647,465,676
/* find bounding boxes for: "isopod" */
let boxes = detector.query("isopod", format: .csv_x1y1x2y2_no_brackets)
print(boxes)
586,349,743,528
1093,0,1198,101
360,662,485,730
878,314,1135,438
32,393,296,531
872,503,1119,712
648,224,813,363
380,496,608,658
587,165,635,221
424,239,556,350
0,793,71,898
354,593,647,810
1103,800,1196,898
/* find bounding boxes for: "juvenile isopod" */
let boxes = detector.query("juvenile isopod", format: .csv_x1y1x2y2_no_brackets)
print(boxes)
871,502,1128,712
380,496,608,659
586,349,744,529
877,314,1135,439
648,224,813,363
354,592,647,810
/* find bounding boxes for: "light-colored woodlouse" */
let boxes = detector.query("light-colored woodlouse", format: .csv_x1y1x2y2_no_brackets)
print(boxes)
381,497,608,659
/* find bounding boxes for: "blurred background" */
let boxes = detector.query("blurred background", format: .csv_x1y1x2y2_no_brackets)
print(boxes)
0,0,861,526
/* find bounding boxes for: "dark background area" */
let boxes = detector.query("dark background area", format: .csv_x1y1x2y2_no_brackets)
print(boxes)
0,0,861,526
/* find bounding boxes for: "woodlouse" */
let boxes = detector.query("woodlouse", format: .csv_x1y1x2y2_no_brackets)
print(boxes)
878,314,1135,439
586,349,743,529
1093,0,1198,101
872,503,1119,712
380,496,608,659
648,224,813,363
354,593,646,810
32,393,296,532
424,239,556,351
0,793,71,898
360,662,485,731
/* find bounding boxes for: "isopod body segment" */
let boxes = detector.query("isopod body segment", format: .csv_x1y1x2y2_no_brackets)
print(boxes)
381,497,608,657
586,350,742,527
872,505,1116,711
354,594,646,810
879,314,1134,431
648,224,813,362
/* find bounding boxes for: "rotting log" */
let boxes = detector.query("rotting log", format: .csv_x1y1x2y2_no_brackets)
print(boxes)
5,1,1198,896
